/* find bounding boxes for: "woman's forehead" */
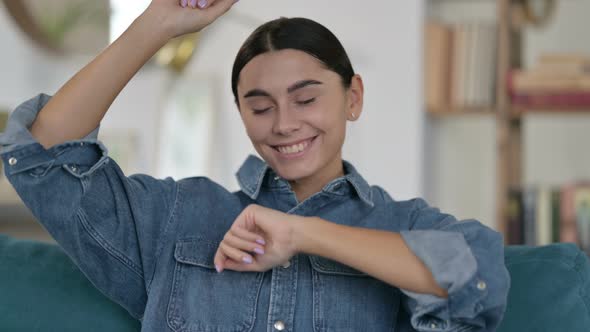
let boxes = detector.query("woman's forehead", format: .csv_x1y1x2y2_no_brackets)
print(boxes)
238,50,336,93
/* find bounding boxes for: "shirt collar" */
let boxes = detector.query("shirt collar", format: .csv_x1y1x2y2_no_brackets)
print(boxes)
235,155,374,207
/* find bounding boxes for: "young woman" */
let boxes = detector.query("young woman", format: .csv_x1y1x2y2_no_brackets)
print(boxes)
0,0,509,331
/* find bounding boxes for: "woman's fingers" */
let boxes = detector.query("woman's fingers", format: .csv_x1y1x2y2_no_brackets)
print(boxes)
219,242,255,265
224,232,265,256
232,226,266,245
213,248,227,272
182,0,215,9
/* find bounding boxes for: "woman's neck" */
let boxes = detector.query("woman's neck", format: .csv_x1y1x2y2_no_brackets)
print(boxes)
289,158,345,203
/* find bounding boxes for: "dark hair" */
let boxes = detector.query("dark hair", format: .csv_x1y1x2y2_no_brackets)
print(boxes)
231,17,355,105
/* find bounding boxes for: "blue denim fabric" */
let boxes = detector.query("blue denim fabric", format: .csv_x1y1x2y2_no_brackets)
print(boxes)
0,94,510,332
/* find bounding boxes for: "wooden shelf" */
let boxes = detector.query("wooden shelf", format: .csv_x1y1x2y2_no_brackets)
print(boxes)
511,107,590,118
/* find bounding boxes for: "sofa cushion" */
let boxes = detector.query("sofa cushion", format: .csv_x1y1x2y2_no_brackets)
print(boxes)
498,243,590,332
0,234,140,332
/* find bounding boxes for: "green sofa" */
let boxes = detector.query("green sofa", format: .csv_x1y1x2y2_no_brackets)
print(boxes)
1,234,589,331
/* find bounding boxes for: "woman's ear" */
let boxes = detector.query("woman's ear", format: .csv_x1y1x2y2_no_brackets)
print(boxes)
347,74,364,121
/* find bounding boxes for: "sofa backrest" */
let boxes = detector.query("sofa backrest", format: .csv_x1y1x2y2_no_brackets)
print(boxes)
0,234,140,332
1,234,590,332
498,243,590,332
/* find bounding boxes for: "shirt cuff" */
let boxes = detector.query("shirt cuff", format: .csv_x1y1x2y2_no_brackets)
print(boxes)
0,93,100,154
399,230,488,331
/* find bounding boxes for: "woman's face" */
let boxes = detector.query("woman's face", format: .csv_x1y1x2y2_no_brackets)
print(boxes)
236,49,362,183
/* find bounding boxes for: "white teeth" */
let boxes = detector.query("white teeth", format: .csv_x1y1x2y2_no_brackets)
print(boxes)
277,140,310,155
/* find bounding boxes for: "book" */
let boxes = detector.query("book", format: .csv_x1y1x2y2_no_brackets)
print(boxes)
536,186,553,246
574,187,590,253
510,70,590,94
448,22,497,110
539,53,590,66
425,20,497,112
523,187,538,245
506,188,524,245
450,23,466,109
560,184,580,244
551,189,561,243
425,21,452,112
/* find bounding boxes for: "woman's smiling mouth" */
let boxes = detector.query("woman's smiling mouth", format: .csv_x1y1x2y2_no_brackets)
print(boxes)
272,136,318,158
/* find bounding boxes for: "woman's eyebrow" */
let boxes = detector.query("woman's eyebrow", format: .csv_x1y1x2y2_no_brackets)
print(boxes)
243,79,323,99
287,79,323,93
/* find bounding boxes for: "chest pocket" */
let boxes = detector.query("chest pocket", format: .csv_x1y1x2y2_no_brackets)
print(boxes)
167,238,264,332
309,256,400,332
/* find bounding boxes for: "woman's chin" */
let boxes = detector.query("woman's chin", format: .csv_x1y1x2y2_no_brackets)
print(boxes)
272,163,316,182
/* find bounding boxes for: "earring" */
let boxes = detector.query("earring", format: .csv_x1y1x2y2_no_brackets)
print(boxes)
350,112,356,120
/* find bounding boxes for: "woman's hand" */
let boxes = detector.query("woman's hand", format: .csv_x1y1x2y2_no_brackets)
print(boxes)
141,0,238,40
214,205,302,273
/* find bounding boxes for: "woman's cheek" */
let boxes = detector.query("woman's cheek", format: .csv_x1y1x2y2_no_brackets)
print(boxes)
245,119,271,142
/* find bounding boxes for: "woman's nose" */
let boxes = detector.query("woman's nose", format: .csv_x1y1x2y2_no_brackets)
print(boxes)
272,108,301,135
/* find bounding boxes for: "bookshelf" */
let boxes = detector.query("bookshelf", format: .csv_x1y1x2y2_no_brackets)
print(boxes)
424,0,590,245
424,0,515,237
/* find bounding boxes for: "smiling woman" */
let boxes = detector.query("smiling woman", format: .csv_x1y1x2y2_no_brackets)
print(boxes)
0,1,510,331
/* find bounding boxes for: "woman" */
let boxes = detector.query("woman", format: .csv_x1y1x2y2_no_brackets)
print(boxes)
0,0,509,331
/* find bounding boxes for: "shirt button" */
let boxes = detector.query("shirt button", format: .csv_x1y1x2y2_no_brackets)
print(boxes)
71,165,78,172
8,157,18,166
477,280,487,291
282,261,291,269
273,320,285,331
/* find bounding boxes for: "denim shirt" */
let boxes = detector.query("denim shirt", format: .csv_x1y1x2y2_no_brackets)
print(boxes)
0,94,510,332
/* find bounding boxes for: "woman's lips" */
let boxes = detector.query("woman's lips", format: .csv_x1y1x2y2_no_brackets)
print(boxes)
272,136,317,159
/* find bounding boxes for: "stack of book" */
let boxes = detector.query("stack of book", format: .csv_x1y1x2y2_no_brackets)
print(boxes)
425,20,497,113
509,54,590,109
507,182,590,254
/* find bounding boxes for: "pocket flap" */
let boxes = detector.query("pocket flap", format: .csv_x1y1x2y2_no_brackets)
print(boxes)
308,256,367,277
174,238,219,269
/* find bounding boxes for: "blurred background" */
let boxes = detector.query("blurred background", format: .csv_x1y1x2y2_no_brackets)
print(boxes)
0,0,589,252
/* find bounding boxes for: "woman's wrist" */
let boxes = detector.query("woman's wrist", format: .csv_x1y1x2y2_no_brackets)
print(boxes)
292,216,324,255
133,9,176,47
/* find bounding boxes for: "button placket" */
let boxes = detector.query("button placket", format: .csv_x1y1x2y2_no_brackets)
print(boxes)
267,255,297,332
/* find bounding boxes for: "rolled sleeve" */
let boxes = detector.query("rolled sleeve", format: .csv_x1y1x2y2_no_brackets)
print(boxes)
0,94,106,179
399,198,510,332
0,93,100,153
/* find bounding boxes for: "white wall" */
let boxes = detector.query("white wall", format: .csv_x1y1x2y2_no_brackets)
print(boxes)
1,1,425,201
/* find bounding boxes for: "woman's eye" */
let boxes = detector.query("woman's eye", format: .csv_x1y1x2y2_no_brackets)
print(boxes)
252,107,271,114
296,98,316,106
